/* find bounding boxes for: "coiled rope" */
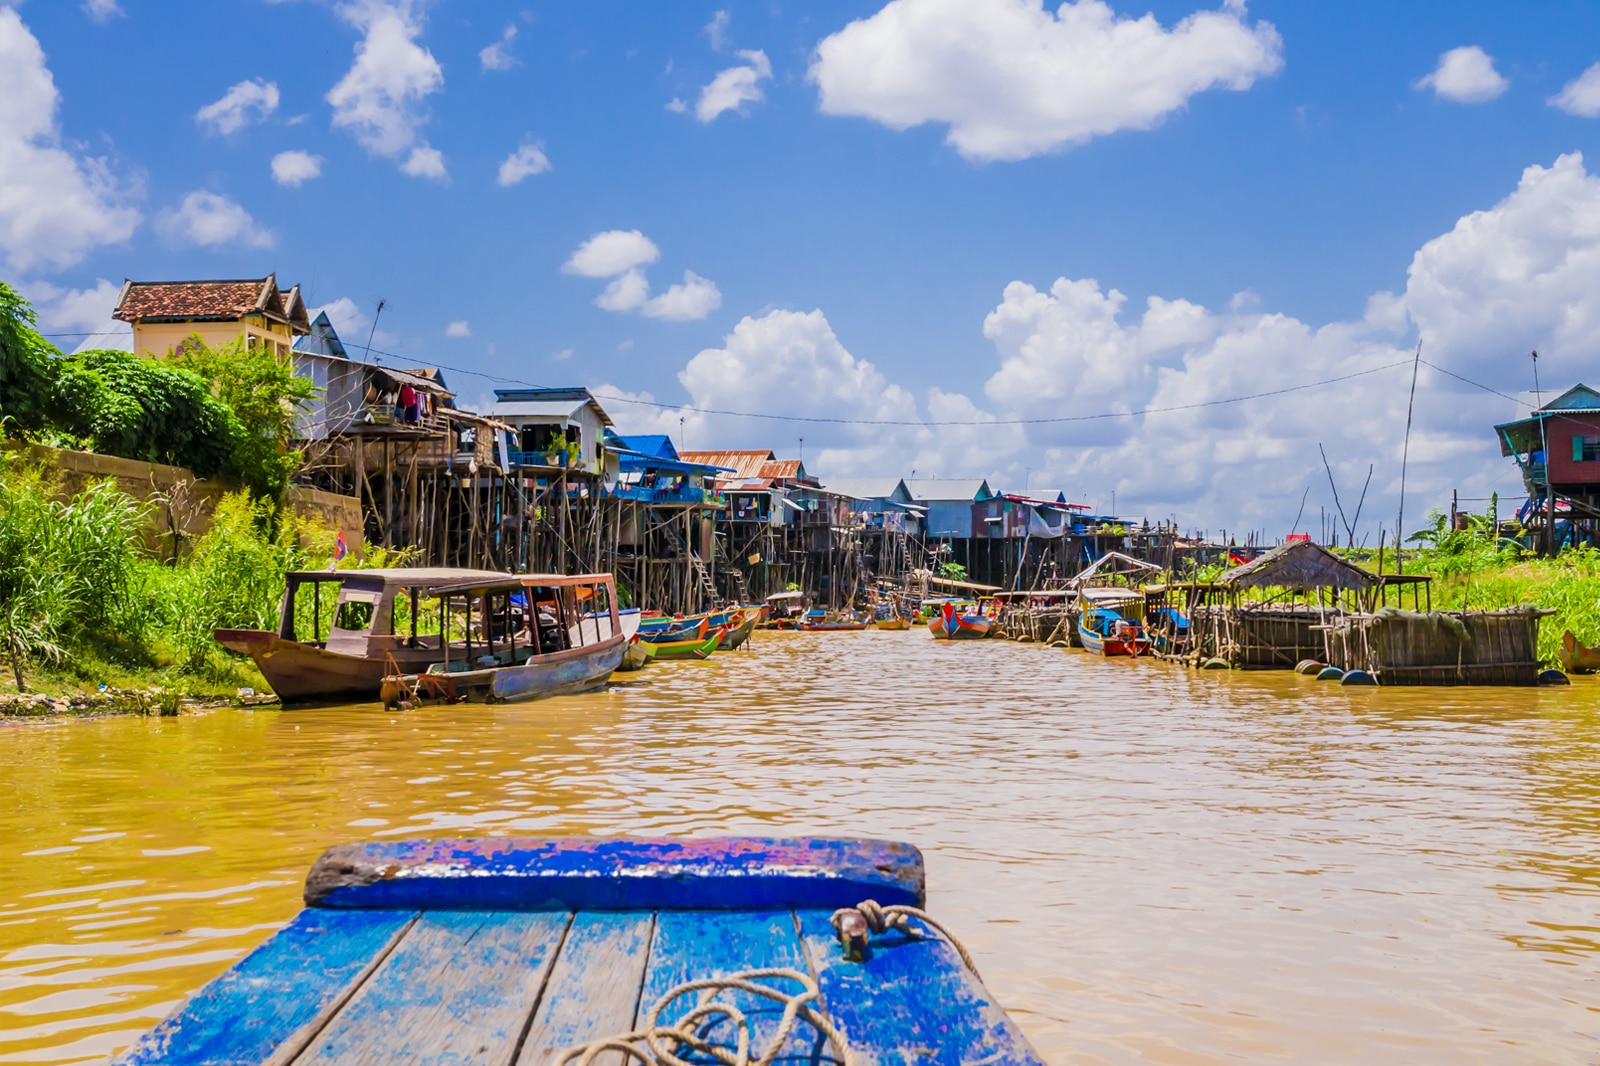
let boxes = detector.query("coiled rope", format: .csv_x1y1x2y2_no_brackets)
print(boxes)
552,901,977,1066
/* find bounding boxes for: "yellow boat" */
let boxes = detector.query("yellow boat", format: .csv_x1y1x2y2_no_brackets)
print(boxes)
874,616,910,631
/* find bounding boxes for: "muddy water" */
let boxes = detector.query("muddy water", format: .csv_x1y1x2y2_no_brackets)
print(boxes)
2,632,1599,1063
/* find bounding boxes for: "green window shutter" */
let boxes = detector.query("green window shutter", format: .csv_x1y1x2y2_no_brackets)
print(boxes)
1575,434,1586,463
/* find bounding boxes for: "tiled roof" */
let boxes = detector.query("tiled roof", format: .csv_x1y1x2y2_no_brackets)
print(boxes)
113,275,310,334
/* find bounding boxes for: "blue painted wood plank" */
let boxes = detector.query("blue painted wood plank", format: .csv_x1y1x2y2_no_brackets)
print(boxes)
516,912,653,1066
298,910,570,1066
113,908,414,1066
795,909,1046,1066
638,910,842,1065
306,837,923,912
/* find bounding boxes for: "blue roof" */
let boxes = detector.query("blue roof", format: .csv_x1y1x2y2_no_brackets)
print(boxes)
613,433,678,460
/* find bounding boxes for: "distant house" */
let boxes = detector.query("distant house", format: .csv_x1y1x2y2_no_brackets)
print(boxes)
290,311,453,440
680,450,814,525
113,275,309,358
818,477,922,535
489,388,614,474
1497,383,1600,499
904,478,994,538
605,430,730,506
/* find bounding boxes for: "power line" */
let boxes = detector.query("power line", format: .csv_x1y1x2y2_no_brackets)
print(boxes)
1418,358,1532,407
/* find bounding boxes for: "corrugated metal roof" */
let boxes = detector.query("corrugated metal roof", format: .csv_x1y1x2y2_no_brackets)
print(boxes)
490,400,590,419
904,478,992,502
680,450,776,479
819,478,907,501
759,459,804,480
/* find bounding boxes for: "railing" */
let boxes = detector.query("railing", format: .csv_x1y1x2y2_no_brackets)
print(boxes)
506,450,590,472
609,484,720,505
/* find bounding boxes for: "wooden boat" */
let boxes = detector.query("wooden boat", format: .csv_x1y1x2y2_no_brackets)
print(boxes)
115,836,1044,1066
616,636,656,672
380,574,630,707
648,628,725,660
1078,606,1150,657
928,601,990,640
757,589,807,629
1560,630,1600,674
214,568,510,704
638,617,710,644
875,615,910,630
797,611,870,632
718,607,760,649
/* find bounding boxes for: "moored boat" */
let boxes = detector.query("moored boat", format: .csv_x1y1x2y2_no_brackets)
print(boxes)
1560,630,1600,674
114,836,1045,1066
757,589,807,629
638,617,710,644
874,615,910,630
214,567,511,704
648,628,725,660
928,601,990,640
380,574,630,707
1078,606,1150,657
718,607,761,649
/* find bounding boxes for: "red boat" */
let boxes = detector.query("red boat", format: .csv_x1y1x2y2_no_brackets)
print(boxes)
928,602,991,640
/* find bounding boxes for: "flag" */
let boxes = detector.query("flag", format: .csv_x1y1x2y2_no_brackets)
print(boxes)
334,528,348,561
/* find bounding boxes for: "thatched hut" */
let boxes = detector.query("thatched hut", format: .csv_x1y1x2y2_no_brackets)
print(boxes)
1199,541,1377,668
1324,606,1551,686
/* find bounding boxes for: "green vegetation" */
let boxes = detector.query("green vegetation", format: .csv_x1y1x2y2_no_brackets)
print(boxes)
0,281,316,501
0,453,346,698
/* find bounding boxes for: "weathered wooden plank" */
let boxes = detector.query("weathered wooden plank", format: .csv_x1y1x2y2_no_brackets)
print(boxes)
114,908,415,1066
638,910,840,1065
795,910,1046,1066
307,837,923,912
516,912,653,1066
296,910,570,1066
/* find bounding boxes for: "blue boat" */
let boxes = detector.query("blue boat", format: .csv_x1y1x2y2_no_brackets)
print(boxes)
114,836,1044,1065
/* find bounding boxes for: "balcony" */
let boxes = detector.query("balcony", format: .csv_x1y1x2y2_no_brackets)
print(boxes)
610,484,720,506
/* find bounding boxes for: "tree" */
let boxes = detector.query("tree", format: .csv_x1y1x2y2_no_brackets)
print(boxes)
171,336,318,500
49,350,237,476
0,281,58,437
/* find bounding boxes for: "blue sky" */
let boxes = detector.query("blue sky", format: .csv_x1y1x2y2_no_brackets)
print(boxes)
8,0,1600,537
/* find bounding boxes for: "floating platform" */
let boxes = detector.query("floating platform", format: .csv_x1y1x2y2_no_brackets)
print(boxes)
115,837,1043,1066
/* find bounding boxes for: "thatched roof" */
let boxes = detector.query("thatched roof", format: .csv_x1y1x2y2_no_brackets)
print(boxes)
1068,551,1163,589
1218,540,1377,591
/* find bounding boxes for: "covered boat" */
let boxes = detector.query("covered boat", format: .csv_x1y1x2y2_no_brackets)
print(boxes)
928,601,990,640
214,568,509,704
114,836,1044,1066
380,574,632,707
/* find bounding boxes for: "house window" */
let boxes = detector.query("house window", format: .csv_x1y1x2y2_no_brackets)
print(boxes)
1574,435,1600,462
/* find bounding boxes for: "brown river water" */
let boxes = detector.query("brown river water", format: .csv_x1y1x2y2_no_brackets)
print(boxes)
2,631,1598,1064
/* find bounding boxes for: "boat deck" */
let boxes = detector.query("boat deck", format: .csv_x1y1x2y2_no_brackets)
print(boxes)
116,838,1042,1066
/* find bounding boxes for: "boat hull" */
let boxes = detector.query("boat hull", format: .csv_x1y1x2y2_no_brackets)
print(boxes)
927,606,990,640
797,622,870,631
874,617,910,631
649,629,726,660
492,637,627,702
1077,614,1150,657
720,610,760,649
215,629,441,704
1560,630,1600,674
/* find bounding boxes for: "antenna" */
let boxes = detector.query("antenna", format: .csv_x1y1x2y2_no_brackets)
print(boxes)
798,436,804,464
364,298,386,361
1531,350,1542,408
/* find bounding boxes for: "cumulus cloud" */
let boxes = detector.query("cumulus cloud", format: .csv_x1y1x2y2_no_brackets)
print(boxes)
156,190,273,249
21,278,129,353
271,149,323,186
810,0,1282,162
642,270,722,321
312,296,368,341
327,0,445,177
603,154,1600,537
695,50,772,122
705,10,730,52
480,24,518,71
1550,62,1600,118
0,6,140,273
82,0,122,25
445,319,470,338
195,78,280,135
596,269,650,313
1414,46,1508,103
498,142,551,186
563,230,660,278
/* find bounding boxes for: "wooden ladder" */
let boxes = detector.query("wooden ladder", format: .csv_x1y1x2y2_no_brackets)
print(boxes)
690,553,724,609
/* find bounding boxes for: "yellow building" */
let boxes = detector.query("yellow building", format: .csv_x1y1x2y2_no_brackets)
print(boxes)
112,275,310,358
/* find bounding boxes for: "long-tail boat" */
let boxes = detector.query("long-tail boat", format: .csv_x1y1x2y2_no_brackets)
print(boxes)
1560,630,1600,674
875,615,910,631
797,609,870,632
1078,606,1150,656
113,836,1045,1066
638,617,710,644
648,628,725,660
214,568,510,704
379,574,631,707
718,607,761,649
928,601,990,640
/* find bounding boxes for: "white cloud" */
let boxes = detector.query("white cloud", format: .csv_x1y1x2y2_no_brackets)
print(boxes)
446,319,470,338
327,0,445,177
81,0,122,25
312,296,368,341
21,278,128,353
271,149,323,187
1550,62,1600,118
195,78,280,135
641,270,722,321
1414,46,1508,104
705,10,731,52
498,142,551,186
0,6,140,273
563,229,660,277
810,0,1282,162
480,24,518,71
155,190,273,249
400,144,446,180
666,98,688,114
553,347,573,361
595,268,650,312
695,50,772,123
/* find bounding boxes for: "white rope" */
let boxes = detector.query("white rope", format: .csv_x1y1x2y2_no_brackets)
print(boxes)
551,900,978,1066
